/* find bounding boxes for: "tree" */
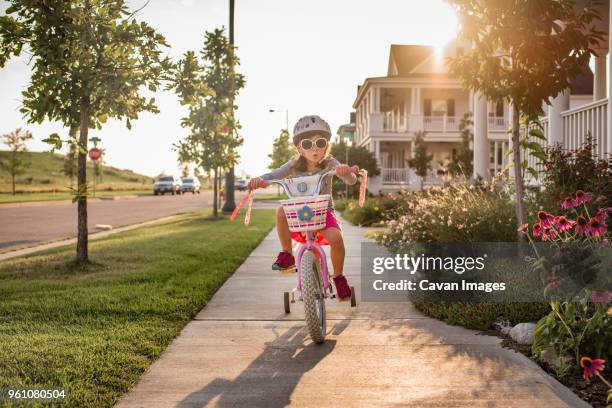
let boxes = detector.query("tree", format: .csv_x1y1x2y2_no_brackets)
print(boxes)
180,163,189,178
62,127,78,188
268,129,294,169
268,128,293,195
447,0,604,238
330,141,380,198
407,131,433,178
173,28,245,217
0,0,172,265
447,112,473,178
0,128,32,195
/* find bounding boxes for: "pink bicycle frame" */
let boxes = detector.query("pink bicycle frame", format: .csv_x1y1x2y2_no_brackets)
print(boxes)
231,166,367,299
267,168,360,297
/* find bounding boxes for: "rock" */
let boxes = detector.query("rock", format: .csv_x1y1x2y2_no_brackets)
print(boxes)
494,318,513,335
540,347,573,369
509,322,536,344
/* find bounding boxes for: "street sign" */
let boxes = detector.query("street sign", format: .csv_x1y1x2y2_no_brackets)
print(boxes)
88,147,102,161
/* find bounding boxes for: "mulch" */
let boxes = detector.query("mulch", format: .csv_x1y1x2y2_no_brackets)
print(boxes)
476,329,609,407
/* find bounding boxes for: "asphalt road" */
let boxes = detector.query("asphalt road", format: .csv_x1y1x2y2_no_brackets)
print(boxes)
0,189,276,253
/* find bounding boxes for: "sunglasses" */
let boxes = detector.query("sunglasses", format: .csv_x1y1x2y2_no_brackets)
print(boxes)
300,138,328,150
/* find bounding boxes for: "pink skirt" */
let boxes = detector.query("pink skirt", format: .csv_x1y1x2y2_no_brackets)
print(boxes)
290,210,341,245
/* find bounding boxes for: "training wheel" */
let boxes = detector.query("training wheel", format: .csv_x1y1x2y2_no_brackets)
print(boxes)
284,292,291,314
350,286,356,307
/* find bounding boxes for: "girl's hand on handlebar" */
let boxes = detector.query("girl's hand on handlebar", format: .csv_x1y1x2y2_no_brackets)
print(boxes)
335,164,352,176
335,164,359,176
248,177,268,190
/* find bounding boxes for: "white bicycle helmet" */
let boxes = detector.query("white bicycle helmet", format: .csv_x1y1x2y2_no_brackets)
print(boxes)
292,115,331,145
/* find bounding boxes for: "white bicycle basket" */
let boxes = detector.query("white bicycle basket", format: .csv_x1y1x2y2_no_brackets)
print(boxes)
280,194,330,232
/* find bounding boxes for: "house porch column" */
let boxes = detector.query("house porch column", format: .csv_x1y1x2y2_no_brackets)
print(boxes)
607,0,612,154
547,89,569,147
594,53,607,101
473,91,490,180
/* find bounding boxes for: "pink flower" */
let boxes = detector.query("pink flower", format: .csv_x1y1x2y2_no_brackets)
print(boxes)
575,216,589,235
532,222,542,237
546,277,560,288
537,211,555,228
541,227,557,241
587,218,607,237
598,239,609,247
562,197,575,209
517,223,529,233
594,208,610,222
591,290,612,305
554,216,575,232
580,357,606,380
574,190,592,205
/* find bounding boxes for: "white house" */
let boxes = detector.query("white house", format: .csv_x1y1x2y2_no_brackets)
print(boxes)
353,2,612,194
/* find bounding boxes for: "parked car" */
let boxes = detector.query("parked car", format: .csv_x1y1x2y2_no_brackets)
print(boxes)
234,179,248,191
154,175,182,195
181,177,201,194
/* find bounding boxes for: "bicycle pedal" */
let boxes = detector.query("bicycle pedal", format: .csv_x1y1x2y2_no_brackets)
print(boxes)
277,266,296,275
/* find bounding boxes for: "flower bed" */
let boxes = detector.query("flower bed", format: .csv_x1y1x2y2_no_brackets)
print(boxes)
519,190,611,405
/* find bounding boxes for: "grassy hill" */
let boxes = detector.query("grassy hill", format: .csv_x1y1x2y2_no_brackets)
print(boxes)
0,150,154,194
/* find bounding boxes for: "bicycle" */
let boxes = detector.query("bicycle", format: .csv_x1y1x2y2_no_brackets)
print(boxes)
231,166,367,344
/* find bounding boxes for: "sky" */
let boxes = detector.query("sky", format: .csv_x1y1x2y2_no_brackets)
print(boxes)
0,0,458,178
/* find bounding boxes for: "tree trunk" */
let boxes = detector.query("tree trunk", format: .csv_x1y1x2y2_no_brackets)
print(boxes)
512,104,525,241
11,172,15,195
69,126,78,189
212,167,218,217
76,99,90,265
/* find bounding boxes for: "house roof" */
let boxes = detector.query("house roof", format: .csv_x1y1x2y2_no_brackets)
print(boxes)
354,43,594,107
387,44,435,77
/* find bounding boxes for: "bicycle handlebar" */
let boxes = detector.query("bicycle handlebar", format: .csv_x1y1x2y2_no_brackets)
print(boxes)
262,165,360,189
231,166,367,226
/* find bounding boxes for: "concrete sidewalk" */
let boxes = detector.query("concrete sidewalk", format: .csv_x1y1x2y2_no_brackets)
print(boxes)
115,217,588,408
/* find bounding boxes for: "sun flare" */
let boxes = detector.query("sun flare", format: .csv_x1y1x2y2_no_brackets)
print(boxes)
431,2,459,54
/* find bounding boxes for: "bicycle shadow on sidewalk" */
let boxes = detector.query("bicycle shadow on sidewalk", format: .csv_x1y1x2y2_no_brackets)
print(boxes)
177,321,342,408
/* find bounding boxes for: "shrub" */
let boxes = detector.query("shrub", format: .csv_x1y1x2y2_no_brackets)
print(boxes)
341,199,383,227
376,176,549,330
378,175,518,247
339,194,403,226
537,136,612,212
334,198,347,212
414,301,550,330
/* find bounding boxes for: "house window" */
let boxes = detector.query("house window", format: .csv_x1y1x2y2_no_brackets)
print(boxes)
447,99,455,117
431,99,447,116
489,100,504,117
496,101,504,117
424,99,432,116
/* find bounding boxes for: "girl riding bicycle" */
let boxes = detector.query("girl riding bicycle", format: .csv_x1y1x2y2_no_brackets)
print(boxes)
248,115,357,300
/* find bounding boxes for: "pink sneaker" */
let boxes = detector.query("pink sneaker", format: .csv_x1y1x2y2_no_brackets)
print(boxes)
333,275,352,300
272,251,295,272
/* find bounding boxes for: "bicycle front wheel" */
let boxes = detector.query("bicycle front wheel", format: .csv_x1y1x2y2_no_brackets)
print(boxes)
300,250,326,343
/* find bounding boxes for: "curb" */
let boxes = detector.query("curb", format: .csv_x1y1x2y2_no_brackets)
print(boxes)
0,213,184,262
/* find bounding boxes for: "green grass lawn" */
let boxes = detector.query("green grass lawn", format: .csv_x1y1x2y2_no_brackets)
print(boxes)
0,189,153,204
0,209,275,407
